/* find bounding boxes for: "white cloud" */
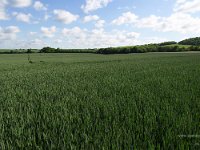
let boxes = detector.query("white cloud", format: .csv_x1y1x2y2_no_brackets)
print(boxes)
83,15,99,22
3,0,200,48
62,27,87,39
112,10,200,34
54,39,62,43
53,9,79,24
3,26,20,33
29,31,37,35
133,1,200,34
30,38,43,45
32,20,39,24
0,26,20,41
62,27,140,48
44,13,50,20
19,38,46,49
95,20,105,28
126,32,140,39
0,0,8,5
159,12,200,34
41,26,56,38
33,1,47,11
174,0,200,13
9,0,32,8
135,12,200,34
141,37,169,44
136,15,162,29
112,12,138,25
13,12,31,23
0,9,8,20
0,0,32,20
83,15,105,28
81,0,112,13
0,0,8,20
176,0,188,5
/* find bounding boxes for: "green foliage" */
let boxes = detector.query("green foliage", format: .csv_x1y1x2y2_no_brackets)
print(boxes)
96,44,193,54
189,46,200,51
27,49,32,53
1,37,200,55
159,41,177,46
0,53,200,149
40,47,96,53
96,44,160,54
40,47,57,53
2,37,200,55
179,37,200,46
58,49,96,53
158,45,182,52
96,44,200,54
0,49,32,54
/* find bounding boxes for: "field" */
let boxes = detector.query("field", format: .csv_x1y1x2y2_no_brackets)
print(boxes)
0,52,200,149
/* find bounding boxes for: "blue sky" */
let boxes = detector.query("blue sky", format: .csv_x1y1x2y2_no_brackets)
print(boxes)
0,0,200,49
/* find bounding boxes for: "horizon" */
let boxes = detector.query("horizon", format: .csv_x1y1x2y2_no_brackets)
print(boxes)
1,0,200,49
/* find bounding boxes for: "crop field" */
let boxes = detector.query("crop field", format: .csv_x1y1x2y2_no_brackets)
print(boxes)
0,52,200,149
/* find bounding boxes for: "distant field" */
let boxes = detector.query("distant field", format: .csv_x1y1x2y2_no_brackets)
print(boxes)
0,53,200,149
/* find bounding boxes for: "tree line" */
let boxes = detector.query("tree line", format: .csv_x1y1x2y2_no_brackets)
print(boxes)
1,37,200,54
96,45,200,54
179,37,200,46
39,47,94,53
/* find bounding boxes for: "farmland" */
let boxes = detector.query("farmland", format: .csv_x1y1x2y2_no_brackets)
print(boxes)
0,52,200,149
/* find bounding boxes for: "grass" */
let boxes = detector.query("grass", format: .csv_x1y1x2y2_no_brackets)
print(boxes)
0,53,200,149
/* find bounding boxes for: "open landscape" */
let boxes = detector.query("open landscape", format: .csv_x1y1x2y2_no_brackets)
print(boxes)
1,0,200,149
0,52,200,149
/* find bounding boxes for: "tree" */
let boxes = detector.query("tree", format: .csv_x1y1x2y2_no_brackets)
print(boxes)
179,37,200,46
40,47,56,53
27,49,32,53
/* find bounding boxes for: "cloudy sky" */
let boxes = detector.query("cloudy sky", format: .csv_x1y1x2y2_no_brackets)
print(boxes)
0,0,200,49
